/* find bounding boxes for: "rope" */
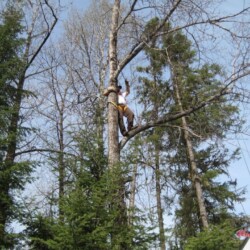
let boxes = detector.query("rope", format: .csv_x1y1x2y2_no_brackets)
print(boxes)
108,101,119,109
108,101,127,112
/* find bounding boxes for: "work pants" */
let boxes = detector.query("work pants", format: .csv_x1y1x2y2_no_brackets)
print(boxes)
118,105,134,136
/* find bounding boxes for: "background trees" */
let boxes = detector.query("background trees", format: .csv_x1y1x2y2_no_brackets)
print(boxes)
0,0,250,249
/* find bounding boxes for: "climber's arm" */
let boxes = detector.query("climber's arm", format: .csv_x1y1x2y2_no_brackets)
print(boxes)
125,79,130,96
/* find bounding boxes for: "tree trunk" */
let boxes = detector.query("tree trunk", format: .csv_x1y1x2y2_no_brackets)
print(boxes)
173,77,209,229
155,148,166,250
0,75,25,243
153,95,166,249
181,117,209,229
151,76,166,250
96,81,106,179
108,1,128,248
108,0,120,167
58,111,65,221
128,164,137,225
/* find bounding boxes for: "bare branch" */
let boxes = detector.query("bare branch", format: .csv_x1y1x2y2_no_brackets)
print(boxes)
115,4,250,80
26,0,58,70
117,0,139,31
115,0,183,78
120,88,229,150
14,148,77,158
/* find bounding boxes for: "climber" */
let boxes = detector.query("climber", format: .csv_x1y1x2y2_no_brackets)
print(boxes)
103,79,135,136
117,79,135,136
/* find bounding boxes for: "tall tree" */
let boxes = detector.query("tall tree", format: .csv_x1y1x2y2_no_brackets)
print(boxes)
135,18,245,246
0,0,58,246
162,29,244,237
134,19,172,250
63,0,111,154
0,6,26,246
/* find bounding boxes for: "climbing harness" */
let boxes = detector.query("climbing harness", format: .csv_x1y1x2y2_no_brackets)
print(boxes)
108,101,128,112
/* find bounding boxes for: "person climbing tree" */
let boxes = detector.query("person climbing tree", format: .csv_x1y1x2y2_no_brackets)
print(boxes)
103,79,135,136
117,79,135,136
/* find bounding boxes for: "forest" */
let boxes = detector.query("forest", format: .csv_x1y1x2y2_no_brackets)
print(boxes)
1,0,250,249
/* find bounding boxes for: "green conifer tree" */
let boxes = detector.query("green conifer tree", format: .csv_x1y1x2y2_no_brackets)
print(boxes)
0,5,32,247
136,19,244,247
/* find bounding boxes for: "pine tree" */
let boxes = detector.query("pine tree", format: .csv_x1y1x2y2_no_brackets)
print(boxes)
0,5,30,247
136,19,244,247
185,220,241,250
161,29,244,243
24,134,150,249
0,0,58,247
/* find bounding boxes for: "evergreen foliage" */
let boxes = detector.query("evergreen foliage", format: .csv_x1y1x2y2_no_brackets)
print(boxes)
0,5,24,143
24,149,154,249
136,18,245,246
25,214,55,250
184,221,241,250
22,123,151,248
0,4,34,247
